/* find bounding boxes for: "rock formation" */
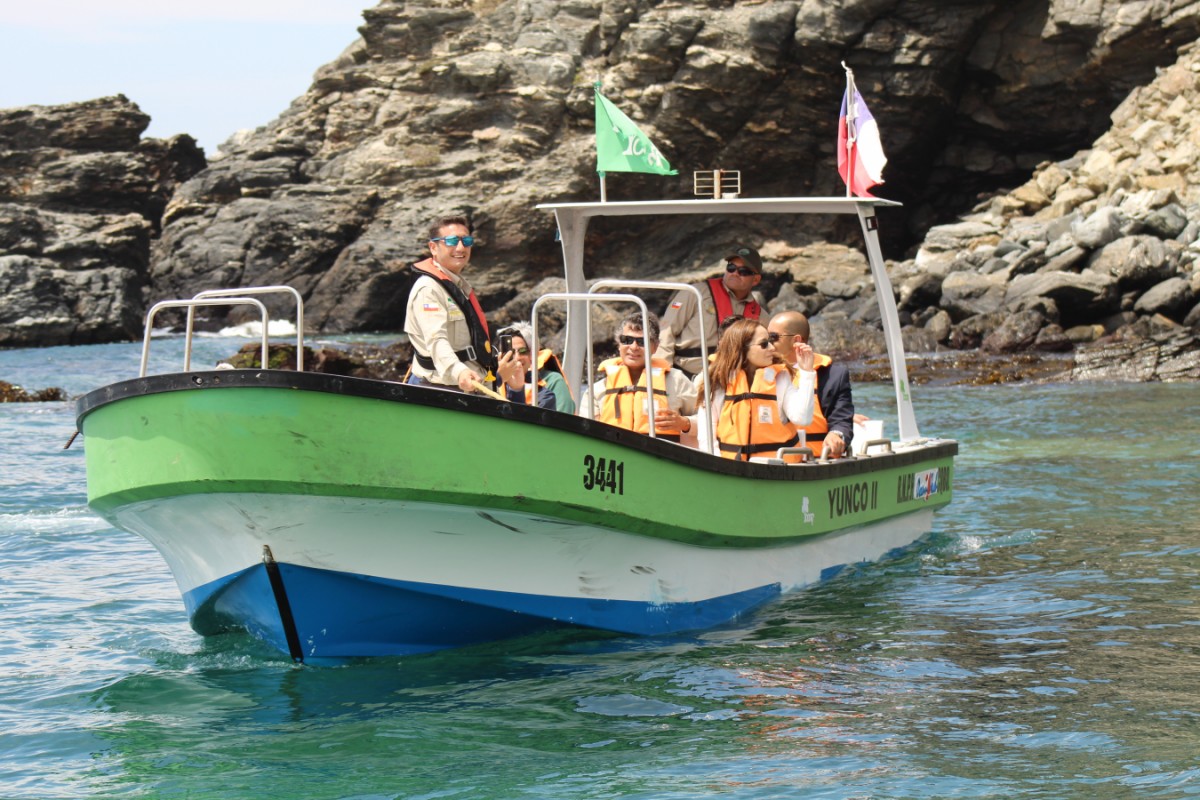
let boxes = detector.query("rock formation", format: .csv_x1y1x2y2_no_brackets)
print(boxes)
0,96,205,347
146,0,1200,338
0,379,65,402
2,0,1200,385
874,37,1200,378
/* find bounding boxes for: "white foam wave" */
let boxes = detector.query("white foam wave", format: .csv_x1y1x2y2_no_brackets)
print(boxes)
0,506,107,536
217,320,298,338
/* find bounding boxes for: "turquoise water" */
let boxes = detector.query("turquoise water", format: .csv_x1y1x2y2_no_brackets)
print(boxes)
2,339,1199,799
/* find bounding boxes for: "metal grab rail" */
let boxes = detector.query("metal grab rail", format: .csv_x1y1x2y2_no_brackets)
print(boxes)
587,279,714,453
771,446,816,464
531,293,670,439
140,298,268,377
190,286,306,372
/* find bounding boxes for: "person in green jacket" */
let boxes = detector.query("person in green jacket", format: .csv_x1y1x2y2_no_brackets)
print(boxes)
497,322,576,413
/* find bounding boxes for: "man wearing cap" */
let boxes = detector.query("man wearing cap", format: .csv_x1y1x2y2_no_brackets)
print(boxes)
655,244,767,378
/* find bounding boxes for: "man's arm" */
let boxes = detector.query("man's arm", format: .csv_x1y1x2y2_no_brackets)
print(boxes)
819,363,856,446
777,366,816,427
666,368,699,416
578,377,606,419
654,290,694,364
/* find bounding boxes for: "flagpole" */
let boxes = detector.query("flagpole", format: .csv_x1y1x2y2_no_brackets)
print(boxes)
841,62,855,198
599,171,607,203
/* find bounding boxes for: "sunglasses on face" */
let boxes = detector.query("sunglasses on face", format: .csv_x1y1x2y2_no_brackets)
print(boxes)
512,347,530,355
617,334,646,346
768,332,796,344
430,235,476,247
725,262,757,277
750,338,774,350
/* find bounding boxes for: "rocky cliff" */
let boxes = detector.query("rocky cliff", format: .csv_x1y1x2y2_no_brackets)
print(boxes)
146,0,1200,334
875,36,1200,381
3,0,1200,379
0,96,205,346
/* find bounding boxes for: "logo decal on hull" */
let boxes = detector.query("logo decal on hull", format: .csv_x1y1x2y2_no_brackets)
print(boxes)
896,466,951,502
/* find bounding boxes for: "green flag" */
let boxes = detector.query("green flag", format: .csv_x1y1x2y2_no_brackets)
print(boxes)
594,85,677,176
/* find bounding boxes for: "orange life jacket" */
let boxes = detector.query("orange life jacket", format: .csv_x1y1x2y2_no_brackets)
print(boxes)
717,367,802,462
597,357,680,441
523,349,564,405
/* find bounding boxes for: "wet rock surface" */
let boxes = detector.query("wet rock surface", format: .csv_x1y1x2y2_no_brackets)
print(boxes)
0,379,66,402
218,340,412,384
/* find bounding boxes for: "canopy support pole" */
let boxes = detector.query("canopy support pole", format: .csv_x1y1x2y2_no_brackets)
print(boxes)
857,204,919,441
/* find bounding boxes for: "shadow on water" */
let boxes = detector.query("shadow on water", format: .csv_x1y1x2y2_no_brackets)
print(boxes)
92,625,621,725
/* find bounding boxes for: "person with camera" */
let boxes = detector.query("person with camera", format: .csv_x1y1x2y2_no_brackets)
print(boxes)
404,214,525,400
495,322,575,413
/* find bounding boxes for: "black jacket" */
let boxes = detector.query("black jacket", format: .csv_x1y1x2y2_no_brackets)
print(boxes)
815,360,855,448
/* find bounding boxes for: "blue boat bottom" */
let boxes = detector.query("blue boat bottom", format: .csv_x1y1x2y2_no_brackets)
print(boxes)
185,563,783,660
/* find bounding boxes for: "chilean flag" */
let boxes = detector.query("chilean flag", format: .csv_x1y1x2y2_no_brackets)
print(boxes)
837,71,887,197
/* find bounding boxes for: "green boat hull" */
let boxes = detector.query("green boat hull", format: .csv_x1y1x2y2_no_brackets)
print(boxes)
77,370,955,659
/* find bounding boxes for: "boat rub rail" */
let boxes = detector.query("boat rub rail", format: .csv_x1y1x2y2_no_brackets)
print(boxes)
75,368,957,484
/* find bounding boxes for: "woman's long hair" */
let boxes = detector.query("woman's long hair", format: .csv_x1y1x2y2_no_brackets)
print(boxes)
706,319,791,397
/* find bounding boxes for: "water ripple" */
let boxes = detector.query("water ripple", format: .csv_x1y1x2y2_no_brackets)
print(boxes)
1,353,1199,798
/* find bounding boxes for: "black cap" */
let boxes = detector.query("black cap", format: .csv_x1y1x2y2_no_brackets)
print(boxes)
724,244,762,273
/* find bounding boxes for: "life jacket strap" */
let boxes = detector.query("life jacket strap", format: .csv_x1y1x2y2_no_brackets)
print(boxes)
723,391,776,404
604,385,668,398
718,432,800,459
604,384,668,422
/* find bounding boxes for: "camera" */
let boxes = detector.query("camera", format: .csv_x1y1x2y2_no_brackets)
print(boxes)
497,333,513,354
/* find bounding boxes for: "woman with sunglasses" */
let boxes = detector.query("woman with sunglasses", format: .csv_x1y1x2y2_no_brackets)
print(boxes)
496,322,576,413
697,318,816,463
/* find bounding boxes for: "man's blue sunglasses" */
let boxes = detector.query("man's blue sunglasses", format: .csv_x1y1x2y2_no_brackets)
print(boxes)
431,235,476,247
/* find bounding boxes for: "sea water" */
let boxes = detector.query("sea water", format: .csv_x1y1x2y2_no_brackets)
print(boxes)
2,339,1199,799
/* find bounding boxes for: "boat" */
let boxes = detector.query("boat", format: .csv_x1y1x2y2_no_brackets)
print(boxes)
74,196,956,662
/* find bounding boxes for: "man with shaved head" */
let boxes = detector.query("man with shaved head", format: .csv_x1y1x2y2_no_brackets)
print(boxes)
766,311,855,458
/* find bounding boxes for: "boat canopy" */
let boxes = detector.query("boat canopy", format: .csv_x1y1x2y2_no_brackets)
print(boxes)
535,197,920,442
